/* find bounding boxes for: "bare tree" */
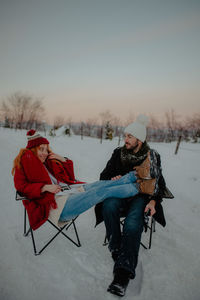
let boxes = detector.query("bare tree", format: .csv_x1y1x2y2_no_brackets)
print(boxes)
165,109,183,142
99,110,113,126
53,115,65,130
27,100,45,129
66,117,72,128
186,113,200,130
112,116,121,134
99,110,116,141
186,113,200,142
124,112,135,126
147,114,165,142
1,92,45,129
111,115,124,144
84,118,97,136
148,114,162,129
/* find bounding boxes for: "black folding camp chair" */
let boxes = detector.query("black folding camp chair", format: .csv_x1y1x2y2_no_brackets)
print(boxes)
16,191,81,255
103,212,156,250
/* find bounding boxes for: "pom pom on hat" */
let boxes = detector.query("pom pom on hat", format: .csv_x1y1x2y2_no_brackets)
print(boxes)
26,129,49,149
27,129,36,136
135,114,149,126
124,114,149,142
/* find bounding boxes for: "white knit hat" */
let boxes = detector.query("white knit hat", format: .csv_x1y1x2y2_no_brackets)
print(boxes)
124,115,149,142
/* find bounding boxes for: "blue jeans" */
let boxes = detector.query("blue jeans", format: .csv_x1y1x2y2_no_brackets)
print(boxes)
102,194,147,278
59,171,138,221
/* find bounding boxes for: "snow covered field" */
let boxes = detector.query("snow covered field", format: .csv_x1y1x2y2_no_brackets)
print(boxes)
0,128,199,300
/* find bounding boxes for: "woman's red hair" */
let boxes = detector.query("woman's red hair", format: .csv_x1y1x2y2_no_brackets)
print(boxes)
12,145,52,175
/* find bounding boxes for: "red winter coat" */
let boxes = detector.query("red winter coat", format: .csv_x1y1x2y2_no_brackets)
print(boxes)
14,150,83,230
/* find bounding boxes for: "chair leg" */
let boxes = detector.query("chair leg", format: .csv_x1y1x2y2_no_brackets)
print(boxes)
103,235,108,246
30,220,81,256
140,241,148,250
148,217,154,249
23,207,27,236
102,217,155,250
23,213,40,256
33,225,66,255
71,219,81,247
48,219,81,248
153,217,156,232
30,228,39,255
23,213,81,255
20,196,81,254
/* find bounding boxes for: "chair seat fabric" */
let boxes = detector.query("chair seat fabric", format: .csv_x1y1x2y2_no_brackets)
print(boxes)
48,194,70,227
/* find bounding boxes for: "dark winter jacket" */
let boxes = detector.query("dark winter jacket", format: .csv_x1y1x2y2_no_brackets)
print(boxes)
95,146,173,227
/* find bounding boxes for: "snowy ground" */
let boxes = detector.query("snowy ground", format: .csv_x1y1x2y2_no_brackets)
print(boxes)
0,128,200,300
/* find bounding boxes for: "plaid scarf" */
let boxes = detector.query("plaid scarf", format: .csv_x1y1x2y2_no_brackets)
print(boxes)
120,141,150,168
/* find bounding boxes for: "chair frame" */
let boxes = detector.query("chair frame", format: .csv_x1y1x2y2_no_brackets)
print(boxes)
16,192,81,256
103,216,156,250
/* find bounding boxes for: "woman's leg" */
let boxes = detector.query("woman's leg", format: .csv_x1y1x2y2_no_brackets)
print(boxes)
84,171,137,192
59,180,139,221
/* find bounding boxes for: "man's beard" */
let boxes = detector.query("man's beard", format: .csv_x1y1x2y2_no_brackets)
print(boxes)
125,141,139,151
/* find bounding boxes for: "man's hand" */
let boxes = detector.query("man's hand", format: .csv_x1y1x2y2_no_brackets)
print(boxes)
144,200,156,216
111,175,122,181
41,184,61,194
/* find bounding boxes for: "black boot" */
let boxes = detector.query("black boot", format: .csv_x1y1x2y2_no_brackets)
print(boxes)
107,268,130,297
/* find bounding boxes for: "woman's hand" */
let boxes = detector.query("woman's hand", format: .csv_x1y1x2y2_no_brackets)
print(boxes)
48,152,66,162
144,200,156,216
41,184,61,194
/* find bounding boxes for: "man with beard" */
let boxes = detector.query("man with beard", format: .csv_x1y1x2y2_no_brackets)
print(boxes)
95,115,171,297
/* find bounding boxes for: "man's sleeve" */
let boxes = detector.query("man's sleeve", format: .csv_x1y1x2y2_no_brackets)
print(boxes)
149,150,166,201
100,148,119,180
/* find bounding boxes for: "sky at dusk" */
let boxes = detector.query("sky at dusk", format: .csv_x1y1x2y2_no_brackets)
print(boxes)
0,0,200,124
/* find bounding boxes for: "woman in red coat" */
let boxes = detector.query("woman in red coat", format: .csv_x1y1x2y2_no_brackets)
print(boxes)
12,130,155,231
12,130,86,230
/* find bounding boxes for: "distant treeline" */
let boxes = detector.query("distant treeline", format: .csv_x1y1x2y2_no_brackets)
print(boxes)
1,92,200,143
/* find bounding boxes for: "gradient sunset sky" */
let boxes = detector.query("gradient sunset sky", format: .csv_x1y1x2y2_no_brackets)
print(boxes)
0,0,200,124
